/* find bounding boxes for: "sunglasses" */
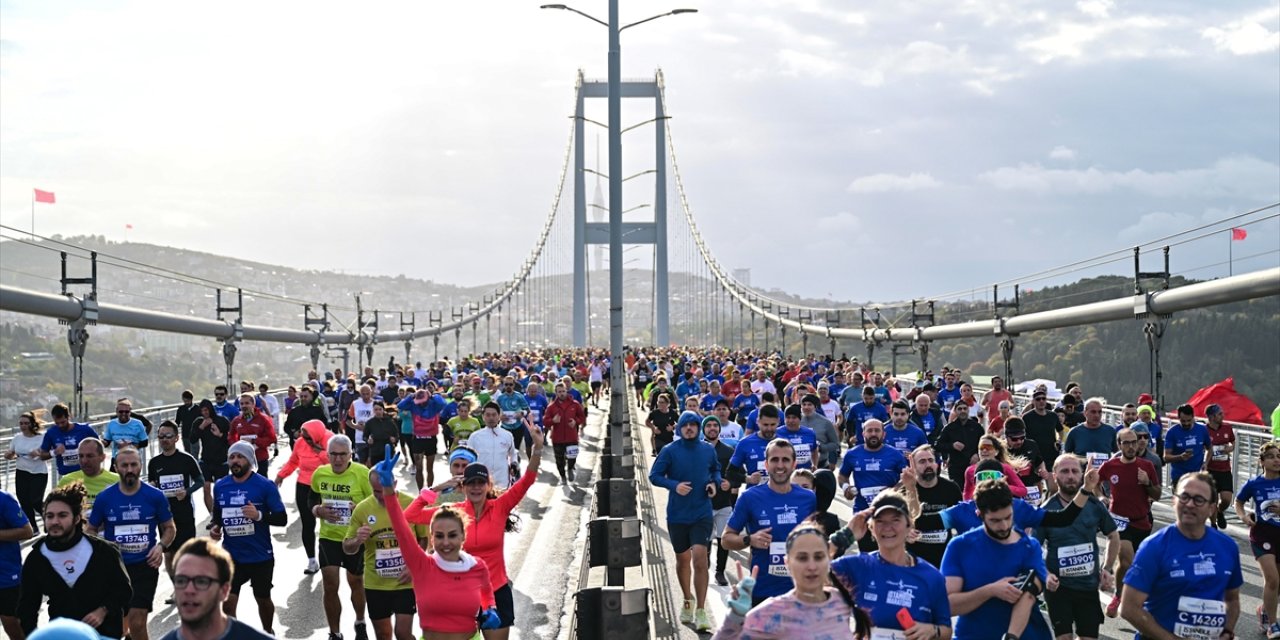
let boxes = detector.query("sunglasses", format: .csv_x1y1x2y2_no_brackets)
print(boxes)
1007,435,1025,441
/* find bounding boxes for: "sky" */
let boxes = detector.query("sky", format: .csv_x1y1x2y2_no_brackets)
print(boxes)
2,0,1278,302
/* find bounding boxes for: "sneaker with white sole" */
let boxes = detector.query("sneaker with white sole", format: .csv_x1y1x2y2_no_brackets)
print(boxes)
1269,622,1280,640
305,557,320,575
679,599,695,624
694,608,713,632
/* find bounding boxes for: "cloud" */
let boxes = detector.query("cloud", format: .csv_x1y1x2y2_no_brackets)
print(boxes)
1077,0,1113,19
847,172,943,193
815,212,863,232
1049,145,1076,160
977,156,1280,199
1019,14,1189,64
1203,7,1280,55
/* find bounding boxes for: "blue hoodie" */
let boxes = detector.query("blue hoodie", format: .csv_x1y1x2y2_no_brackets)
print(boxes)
649,414,722,524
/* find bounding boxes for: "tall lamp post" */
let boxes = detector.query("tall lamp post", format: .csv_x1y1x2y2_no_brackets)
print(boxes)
541,2,696,445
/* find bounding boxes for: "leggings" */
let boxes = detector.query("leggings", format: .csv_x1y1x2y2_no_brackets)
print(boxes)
296,482,317,558
15,470,47,527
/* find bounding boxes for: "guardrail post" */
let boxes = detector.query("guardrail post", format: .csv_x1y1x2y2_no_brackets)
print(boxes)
576,586,650,640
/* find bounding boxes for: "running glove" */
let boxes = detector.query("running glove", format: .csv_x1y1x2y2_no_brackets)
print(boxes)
376,445,400,487
477,607,502,630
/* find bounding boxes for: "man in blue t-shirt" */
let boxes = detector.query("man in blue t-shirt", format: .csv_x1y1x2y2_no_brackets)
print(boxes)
211,441,288,633
845,386,890,444
212,385,241,422
86,446,175,640
1163,404,1213,487
883,400,929,455
777,404,819,470
839,419,908,512
729,405,781,488
1061,398,1117,466
941,479,1053,640
39,403,100,477
1121,472,1242,639
723,438,817,606
0,490,34,639
699,381,726,416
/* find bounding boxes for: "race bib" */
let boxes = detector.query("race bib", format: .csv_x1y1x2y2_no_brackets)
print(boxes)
241,434,258,444
114,524,151,554
325,498,354,526
374,548,406,578
159,474,185,498
794,444,812,466
1110,512,1129,532
529,410,541,423
566,445,580,459
502,411,518,425
918,530,948,544
61,451,80,467
1211,445,1229,462
1173,596,1226,640
1086,452,1109,469
223,514,255,537
1057,542,1095,577
1024,485,1042,503
756,460,767,472
767,541,789,577
859,486,887,504
870,629,907,640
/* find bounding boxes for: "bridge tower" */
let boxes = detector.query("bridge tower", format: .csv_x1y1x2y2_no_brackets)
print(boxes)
572,69,670,347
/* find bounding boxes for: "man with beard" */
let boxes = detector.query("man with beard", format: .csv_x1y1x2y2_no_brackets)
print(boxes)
160,538,275,640
284,384,329,447
147,421,204,603
343,468,428,640
942,479,1054,640
86,446,176,640
1004,419,1049,504
311,435,374,640
37,402,98,478
845,386,889,446
728,405,781,488
211,441,287,634
1037,455,1119,640
230,393,276,478
935,400,984,483
648,411,721,631
723,439,818,608
196,398,233,513
18,483,132,639
904,445,962,568
838,419,908,553
1098,427,1161,620
56,438,117,524
701,415,737,587
883,400,929,456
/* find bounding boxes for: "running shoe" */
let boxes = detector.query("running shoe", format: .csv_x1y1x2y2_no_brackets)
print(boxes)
328,633,342,640
354,621,368,640
1261,604,1272,633
305,558,320,575
1105,594,1120,618
694,608,712,632
679,599,695,624
1217,512,1228,529
1269,622,1280,640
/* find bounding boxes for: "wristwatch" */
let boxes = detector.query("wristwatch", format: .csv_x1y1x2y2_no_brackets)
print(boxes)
1001,634,1019,640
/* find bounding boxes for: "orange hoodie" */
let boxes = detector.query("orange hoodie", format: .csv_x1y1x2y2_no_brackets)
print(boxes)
276,419,331,485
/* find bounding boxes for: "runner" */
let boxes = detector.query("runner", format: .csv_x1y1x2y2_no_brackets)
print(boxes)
55,438,118,528
196,398,233,512
728,404,781,491
17,483,132,639
346,385,379,464
211,441,287,633
230,393,276,478
37,403,98,478
311,434,374,640
703,415,738,587
373,447,500,640
942,478,1053,640
837,419,908,553
831,491,953,639
845,386,889,445
0,489,34,640
722,438,818,607
882,400,929,456
160,538,276,639
648,411,722,631
935,399,984,483
1163,403,1211,488
468,402,519,490
446,397,481,452
86,446,177,640
276,419,332,574
494,376,531,460
648,394,678,455
714,523,871,639
147,420,205,599
903,445,963,568
1097,427,1162,619
778,404,820,471
1037,455,1119,640
544,382,586,483
283,384,329,447
1203,404,1235,529
1235,442,1280,638
1003,419,1049,504
344,467,428,640
397,387,448,492
404,425,545,640
1120,472,1242,639
961,435,1028,500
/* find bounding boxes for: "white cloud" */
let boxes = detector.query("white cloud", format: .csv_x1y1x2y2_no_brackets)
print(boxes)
978,156,1280,199
1019,14,1187,64
1049,146,1076,160
777,49,845,78
815,211,863,232
1077,0,1113,19
1203,7,1280,55
847,172,943,193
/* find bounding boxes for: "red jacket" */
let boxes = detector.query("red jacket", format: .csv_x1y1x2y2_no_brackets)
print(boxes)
230,412,276,461
544,398,586,445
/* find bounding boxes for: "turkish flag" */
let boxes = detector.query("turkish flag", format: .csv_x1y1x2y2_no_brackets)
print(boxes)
33,189,55,204
1232,228,1247,241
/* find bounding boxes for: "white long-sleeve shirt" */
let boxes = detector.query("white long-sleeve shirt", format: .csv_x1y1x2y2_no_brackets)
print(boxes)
468,426,517,488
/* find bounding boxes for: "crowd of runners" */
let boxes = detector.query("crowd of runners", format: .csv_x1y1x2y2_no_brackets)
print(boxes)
0,346,1274,640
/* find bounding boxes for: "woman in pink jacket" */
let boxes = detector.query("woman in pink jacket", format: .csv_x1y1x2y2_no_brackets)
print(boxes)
275,419,331,574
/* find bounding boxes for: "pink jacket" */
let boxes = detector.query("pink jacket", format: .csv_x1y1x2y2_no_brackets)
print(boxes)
962,462,1029,500
276,420,331,485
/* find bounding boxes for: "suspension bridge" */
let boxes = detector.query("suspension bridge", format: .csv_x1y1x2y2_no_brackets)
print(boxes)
2,67,1279,640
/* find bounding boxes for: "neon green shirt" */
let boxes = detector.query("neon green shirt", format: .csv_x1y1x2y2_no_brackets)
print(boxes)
311,463,373,542
347,492,426,591
448,416,482,450
59,469,119,522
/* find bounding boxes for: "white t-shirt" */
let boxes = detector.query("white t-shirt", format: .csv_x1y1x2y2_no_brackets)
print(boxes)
9,432,49,474
349,398,376,444
820,400,841,423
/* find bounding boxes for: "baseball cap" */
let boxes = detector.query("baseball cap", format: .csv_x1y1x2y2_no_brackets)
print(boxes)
870,493,910,518
463,463,491,484
1137,393,1154,405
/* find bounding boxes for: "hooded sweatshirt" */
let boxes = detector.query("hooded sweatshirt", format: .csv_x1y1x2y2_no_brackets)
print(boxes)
276,420,332,485
649,414,722,524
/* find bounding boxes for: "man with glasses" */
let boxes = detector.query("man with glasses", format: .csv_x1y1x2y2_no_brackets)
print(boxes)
1099,427,1161,619
148,420,204,603
310,435,373,640
1120,472,1241,640
1022,390,1062,484
161,537,275,639
213,385,240,422
495,376,532,463
212,442,287,634
104,399,150,467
